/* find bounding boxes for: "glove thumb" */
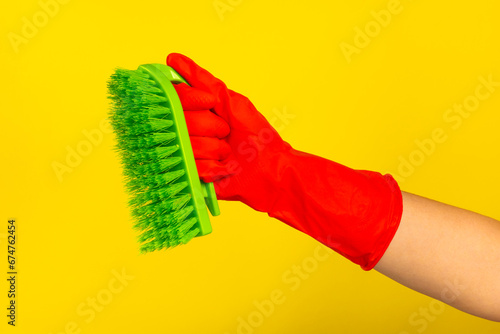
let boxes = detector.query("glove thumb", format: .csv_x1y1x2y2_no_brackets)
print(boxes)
167,53,225,94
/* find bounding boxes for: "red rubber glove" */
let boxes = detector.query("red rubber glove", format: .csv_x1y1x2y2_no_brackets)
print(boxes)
167,53,403,270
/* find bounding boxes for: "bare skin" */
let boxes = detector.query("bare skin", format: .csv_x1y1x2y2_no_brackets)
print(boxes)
375,191,500,322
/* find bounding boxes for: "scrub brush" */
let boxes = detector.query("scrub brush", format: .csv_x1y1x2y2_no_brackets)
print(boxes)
107,63,220,253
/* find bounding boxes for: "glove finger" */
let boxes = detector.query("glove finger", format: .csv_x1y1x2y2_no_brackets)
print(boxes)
167,53,225,95
190,136,232,161
173,83,216,111
195,159,235,183
185,110,230,139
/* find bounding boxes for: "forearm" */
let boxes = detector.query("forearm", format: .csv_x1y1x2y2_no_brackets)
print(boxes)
375,191,500,321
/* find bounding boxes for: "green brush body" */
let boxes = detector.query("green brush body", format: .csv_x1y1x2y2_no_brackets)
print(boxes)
107,64,220,253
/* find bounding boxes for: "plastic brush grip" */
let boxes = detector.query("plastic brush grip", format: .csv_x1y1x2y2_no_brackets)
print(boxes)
151,64,219,217
160,67,220,216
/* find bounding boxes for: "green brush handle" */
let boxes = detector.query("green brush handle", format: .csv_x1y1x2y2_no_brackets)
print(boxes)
140,64,220,219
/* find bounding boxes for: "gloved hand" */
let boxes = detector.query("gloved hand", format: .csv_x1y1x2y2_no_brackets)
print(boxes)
167,53,403,270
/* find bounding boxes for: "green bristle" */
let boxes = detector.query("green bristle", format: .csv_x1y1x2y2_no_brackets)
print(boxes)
127,169,185,192
125,157,183,177
180,224,201,243
122,145,179,165
107,66,201,252
135,212,196,249
129,181,188,208
138,220,199,253
146,106,171,118
176,217,200,238
132,92,167,106
115,106,171,121
123,116,173,130
119,133,177,150
132,194,191,218
137,206,195,241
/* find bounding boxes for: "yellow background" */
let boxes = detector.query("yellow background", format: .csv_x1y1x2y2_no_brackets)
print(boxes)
1,0,500,333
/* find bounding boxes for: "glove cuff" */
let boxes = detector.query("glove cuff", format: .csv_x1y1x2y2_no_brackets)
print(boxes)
267,147,403,270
